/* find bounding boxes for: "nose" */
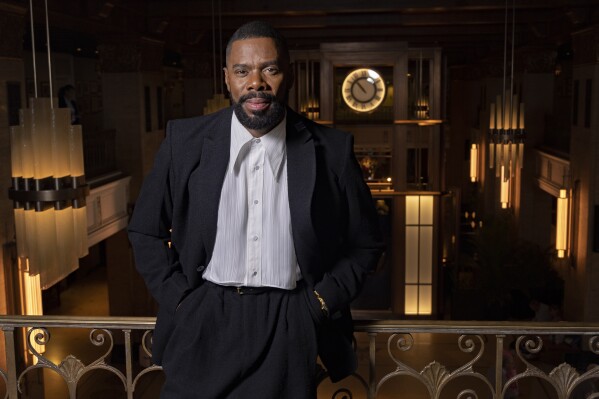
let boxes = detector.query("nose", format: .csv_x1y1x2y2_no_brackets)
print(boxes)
247,70,267,91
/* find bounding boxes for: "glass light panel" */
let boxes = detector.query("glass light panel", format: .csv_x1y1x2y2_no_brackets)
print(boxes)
420,195,434,225
24,210,38,274
405,285,419,315
55,207,78,279
405,226,419,284
419,226,433,284
419,285,432,315
14,208,27,258
406,195,419,225
10,126,23,177
52,107,71,177
31,98,54,178
556,189,568,258
470,144,478,182
34,209,59,289
500,166,510,208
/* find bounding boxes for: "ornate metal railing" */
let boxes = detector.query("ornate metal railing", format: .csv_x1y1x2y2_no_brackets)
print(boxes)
1,316,599,398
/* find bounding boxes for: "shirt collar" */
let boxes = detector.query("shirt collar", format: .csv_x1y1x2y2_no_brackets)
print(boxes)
230,112,287,179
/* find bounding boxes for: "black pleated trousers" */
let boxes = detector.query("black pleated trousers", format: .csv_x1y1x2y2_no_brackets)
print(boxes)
160,281,319,399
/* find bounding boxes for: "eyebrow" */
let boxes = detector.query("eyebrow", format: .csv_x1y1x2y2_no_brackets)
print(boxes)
231,60,280,69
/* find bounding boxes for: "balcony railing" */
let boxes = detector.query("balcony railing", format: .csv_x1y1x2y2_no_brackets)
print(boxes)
1,316,599,398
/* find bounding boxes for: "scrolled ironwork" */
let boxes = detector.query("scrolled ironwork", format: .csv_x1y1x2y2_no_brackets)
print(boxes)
457,335,479,354
379,333,494,399
131,364,163,393
521,335,543,355
0,368,8,399
589,335,599,355
141,329,154,358
88,329,113,365
456,389,479,399
3,316,599,399
454,335,485,373
331,388,352,399
17,327,127,397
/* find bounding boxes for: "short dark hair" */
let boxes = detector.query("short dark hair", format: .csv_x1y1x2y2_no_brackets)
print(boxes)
225,21,289,65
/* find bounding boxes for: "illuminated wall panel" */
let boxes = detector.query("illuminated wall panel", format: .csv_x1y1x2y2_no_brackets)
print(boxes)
404,195,435,315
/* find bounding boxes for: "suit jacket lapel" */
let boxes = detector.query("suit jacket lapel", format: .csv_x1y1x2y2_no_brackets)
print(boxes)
197,109,232,259
286,111,320,278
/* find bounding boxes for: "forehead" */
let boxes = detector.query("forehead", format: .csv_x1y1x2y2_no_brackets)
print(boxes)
227,37,280,65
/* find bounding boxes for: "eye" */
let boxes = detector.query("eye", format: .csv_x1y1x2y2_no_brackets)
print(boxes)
234,69,248,77
264,67,279,75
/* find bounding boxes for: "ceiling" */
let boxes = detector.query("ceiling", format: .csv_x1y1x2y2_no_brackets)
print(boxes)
17,0,599,66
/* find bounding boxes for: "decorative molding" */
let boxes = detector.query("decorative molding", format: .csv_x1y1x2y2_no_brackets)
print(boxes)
86,175,131,247
535,149,570,197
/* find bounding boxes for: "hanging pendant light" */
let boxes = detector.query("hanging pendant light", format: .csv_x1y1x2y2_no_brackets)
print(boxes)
488,0,524,209
203,0,229,114
8,0,89,292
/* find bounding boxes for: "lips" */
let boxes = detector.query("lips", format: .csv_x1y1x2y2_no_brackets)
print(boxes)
239,93,275,113
245,97,271,112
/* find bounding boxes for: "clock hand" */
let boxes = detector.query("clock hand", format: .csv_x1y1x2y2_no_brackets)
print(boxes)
355,81,367,94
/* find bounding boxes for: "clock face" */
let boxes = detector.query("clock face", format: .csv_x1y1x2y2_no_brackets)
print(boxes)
341,68,386,113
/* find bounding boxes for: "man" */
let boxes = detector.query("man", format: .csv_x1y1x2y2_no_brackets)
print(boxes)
128,21,383,398
58,84,80,124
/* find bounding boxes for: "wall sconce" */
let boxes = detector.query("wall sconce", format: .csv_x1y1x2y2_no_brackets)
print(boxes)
300,98,320,120
556,188,569,258
500,165,510,209
470,143,478,183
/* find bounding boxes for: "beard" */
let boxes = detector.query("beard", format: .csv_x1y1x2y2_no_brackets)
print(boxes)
232,92,286,132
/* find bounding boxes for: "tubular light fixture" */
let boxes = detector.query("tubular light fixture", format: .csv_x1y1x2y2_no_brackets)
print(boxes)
470,143,478,182
8,0,89,291
556,189,569,258
488,0,524,208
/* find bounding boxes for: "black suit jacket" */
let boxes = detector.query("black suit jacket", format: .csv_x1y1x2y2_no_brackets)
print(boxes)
128,107,384,381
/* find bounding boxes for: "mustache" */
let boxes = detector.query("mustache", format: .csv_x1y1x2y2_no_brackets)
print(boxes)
238,92,277,104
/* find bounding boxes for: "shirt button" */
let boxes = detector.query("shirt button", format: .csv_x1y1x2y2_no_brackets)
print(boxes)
254,138,261,143
254,200,259,204
253,236,259,241
252,271,258,276
255,165,260,171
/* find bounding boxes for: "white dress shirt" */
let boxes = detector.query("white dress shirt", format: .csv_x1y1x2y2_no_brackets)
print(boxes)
203,112,301,289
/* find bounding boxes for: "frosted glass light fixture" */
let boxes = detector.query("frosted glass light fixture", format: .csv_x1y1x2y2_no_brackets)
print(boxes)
488,0,524,209
8,0,88,291
556,189,569,258
9,98,89,289
470,143,478,182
